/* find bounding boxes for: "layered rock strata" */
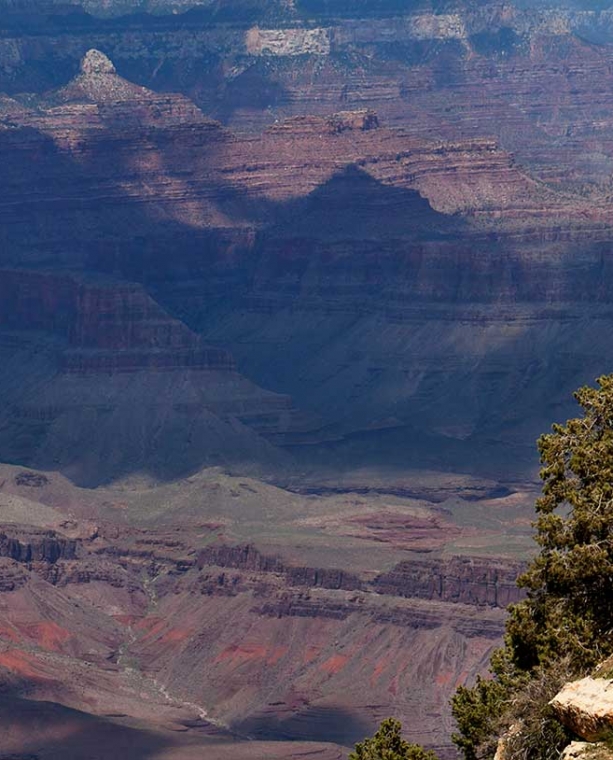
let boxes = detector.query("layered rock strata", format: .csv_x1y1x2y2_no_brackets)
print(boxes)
198,543,524,607
0,520,516,755
0,268,317,484
2,52,613,480
6,1,613,197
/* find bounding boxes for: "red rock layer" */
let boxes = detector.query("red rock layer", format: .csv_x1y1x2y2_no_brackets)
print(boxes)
6,3,613,196
0,522,511,755
0,269,235,373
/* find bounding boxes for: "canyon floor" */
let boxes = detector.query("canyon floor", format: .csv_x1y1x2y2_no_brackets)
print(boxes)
0,460,530,758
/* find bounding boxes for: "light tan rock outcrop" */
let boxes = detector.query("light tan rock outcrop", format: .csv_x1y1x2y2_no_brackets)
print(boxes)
562,741,613,760
80,49,116,75
550,677,613,741
493,722,522,760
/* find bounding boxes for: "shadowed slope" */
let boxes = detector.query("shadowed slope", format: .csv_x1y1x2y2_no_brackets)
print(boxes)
0,49,612,488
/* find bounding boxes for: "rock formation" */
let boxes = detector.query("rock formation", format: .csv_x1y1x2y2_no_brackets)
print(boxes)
0,516,515,755
561,741,611,760
494,661,613,760
3,5,613,757
0,457,535,758
552,677,613,743
0,268,317,484
1,46,613,484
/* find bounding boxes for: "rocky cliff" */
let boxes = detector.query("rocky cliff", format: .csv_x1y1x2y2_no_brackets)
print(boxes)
1,46,613,483
0,5,600,759
373,556,524,608
0,527,77,563
5,0,613,193
0,266,316,484
198,543,524,607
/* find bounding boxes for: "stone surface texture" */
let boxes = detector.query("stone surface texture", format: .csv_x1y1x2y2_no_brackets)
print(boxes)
561,742,613,760
551,678,613,742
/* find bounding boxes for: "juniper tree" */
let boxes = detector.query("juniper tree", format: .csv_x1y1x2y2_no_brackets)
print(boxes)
452,374,613,760
508,373,613,672
349,718,439,760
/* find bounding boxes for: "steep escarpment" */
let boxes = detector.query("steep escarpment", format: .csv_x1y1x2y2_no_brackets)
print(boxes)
0,527,77,563
3,8,608,760
0,270,234,373
5,1,613,194
2,51,613,483
197,543,524,607
373,556,524,608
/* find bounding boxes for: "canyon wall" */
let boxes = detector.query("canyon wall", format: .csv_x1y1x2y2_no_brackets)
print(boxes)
5,0,613,192
1,46,613,482
0,268,316,484
0,6,597,758
198,543,525,607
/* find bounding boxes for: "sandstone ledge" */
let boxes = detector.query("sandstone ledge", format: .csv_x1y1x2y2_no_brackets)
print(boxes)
551,677,613,742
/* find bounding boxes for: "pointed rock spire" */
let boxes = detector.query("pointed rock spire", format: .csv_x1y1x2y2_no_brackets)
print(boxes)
80,49,116,76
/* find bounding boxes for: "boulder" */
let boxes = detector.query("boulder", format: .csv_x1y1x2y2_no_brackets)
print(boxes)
551,677,613,741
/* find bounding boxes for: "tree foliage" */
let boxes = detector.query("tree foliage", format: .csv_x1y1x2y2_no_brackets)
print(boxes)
451,675,508,760
509,374,613,672
452,375,613,760
349,718,439,760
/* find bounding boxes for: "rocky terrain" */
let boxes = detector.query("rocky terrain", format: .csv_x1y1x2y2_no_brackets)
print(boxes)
2,0,613,757
6,0,613,191
493,658,613,760
0,458,533,757
0,496,517,758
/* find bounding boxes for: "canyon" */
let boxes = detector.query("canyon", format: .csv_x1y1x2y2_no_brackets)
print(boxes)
1,0,613,757
0,485,518,758
1,40,612,486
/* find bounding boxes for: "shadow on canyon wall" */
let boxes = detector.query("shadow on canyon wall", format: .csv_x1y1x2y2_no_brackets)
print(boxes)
0,114,606,486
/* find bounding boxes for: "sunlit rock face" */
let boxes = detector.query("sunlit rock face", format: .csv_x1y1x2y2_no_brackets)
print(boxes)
80,48,115,74
6,0,613,187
